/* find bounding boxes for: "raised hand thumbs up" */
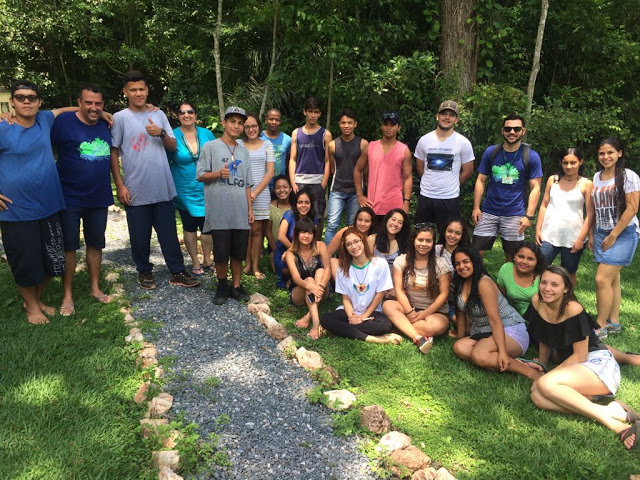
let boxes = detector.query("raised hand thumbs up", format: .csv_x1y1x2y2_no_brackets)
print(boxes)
145,117,161,136
220,162,230,179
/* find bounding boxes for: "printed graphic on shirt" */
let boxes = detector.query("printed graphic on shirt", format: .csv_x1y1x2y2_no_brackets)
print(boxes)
78,138,110,161
220,157,246,187
130,133,148,152
426,153,454,171
407,269,428,291
593,184,617,229
492,163,520,185
352,282,370,295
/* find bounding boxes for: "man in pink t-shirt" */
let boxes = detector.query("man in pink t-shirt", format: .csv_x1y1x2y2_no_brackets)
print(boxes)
354,111,413,220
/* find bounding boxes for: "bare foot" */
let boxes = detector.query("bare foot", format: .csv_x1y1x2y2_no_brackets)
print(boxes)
23,302,56,316
617,422,638,450
59,303,75,316
448,329,458,338
254,271,266,280
295,314,311,328
243,266,252,275
91,292,112,304
607,402,630,423
380,333,403,344
307,328,320,340
26,309,49,325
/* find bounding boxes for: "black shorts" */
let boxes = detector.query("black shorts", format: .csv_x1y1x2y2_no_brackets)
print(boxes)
211,229,250,264
298,183,327,216
177,209,209,234
60,206,108,250
415,195,460,233
1,213,66,286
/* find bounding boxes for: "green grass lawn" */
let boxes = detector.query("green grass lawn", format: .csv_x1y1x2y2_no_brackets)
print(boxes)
245,243,640,479
0,267,151,479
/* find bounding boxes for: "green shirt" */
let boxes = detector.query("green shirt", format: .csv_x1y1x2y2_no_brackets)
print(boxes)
496,262,539,316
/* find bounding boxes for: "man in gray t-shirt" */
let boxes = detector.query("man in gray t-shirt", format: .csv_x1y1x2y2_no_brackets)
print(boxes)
110,70,198,290
197,106,254,305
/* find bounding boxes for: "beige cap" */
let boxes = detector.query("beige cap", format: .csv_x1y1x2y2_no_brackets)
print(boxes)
438,100,459,115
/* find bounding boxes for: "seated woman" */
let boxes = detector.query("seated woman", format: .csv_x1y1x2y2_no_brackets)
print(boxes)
327,206,376,280
383,224,451,354
285,217,331,340
367,208,410,272
496,241,546,316
451,246,539,380
274,190,316,288
266,175,292,273
320,227,402,345
526,266,638,450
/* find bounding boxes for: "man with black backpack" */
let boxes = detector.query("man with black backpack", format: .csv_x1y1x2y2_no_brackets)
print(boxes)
471,114,543,261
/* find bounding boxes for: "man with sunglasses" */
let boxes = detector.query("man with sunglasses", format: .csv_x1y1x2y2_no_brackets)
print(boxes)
414,100,475,234
0,80,75,324
471,114,543,261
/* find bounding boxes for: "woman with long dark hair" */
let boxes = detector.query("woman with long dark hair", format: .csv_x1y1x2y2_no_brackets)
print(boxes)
496,241,546,316
367,208,410,272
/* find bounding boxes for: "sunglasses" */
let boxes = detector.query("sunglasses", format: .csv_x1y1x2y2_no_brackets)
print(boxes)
13,94,39,103
179,109,195,115
503,126,523,133
414,222,435,230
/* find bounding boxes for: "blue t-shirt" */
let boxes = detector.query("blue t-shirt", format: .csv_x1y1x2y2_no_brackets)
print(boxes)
51,112,113,208
168,126,215,216
478,144,543,216
260,131,292,190
0,111,66,222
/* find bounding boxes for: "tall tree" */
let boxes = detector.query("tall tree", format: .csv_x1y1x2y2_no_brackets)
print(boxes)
213,0,225,118
440,0,478,96
526,0,549,115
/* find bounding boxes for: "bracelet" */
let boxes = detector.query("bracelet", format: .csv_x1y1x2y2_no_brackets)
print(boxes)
405,308,415,314
403,198,411,202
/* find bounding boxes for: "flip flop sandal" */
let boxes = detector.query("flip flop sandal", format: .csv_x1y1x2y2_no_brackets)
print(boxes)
618,421,639,450
254,272,266,280
516,357,549,373
191,267,205,276
616,400,640,423
92,294,112,304
59,304,75,316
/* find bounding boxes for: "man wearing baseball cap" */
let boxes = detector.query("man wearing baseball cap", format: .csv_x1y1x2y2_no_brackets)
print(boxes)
353,111,413,222
414,100,475,234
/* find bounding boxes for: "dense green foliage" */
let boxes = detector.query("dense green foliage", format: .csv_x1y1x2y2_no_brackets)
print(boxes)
1,0,638,169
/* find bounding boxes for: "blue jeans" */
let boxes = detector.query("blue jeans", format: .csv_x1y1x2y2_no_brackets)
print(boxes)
539,241,584,273
325,190,359,245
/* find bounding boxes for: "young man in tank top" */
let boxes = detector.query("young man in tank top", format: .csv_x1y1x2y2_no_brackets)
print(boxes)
289,96,332,240
353,111,413,223
324,108,368,245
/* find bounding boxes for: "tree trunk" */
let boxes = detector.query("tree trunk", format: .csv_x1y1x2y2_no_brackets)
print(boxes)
213,0,225,118
526,0,550,116
259,0,279,119
440,0,478,96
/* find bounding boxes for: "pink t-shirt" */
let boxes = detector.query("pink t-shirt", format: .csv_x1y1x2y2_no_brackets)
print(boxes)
367,140,408,215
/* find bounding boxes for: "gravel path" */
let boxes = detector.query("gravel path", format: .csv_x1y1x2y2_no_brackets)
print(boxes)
102,211,375,480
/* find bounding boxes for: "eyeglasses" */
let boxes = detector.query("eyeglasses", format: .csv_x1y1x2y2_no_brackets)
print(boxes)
503,126,523,133
344,238,363,249
179,109,195,115
244,124,259,130
12,94,39,103
414,222,435,230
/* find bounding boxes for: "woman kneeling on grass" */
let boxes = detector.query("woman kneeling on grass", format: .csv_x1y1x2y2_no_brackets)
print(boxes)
320,227,403,345
383,224,451,354
451,246,539,380
525,266,638,450
285,217,331,340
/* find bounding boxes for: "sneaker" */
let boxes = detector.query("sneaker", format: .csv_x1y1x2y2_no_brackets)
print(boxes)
170,270,200,288
594,326,608,339
137,272,157,290
414,336,434,355
229,284,250,302
606,320,622,334
213,282,229,305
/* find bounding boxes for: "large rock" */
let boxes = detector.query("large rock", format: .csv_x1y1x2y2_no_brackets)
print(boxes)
247,303,270,316
436,467,457,480
125,328,144,343
257,311,278,327
137,344,158,368
319,365,339,385
390,445,431,475
249,293,270,305
379,431,412,453
295,347,324,371
323,389,356,410
276,336,296,352
158,466,184,480
162,430,182,449
266,322,288,341
105,271,120,282
134,382,151,404
361,405,392,434
631,476,640,480
152,450,180,471
412,468,439,480
140,418,169,437
149,393,174,416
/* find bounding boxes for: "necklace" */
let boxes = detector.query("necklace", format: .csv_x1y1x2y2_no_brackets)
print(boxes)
223,140,237,163
351,260,370,293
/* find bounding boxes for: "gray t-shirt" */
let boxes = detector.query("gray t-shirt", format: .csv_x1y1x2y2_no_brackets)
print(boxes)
197,138,254,231
111,108,176,206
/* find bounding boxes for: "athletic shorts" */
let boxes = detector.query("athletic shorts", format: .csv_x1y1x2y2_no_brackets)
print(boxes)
177,209,209,234
1,213,65,286
60,206,108,250
211,229,249,264
472,212,523,254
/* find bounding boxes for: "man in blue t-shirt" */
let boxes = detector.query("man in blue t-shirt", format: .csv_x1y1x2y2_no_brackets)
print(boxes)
260,108,291,193
471,114,543,261
0,79,79,324
51,84,114,316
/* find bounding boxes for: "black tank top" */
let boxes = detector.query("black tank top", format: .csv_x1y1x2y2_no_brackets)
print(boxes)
331,136,362,193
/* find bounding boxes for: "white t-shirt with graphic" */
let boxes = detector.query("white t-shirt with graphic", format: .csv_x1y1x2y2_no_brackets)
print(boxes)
335,257,392,315
414,131,474,199
592,169,640,231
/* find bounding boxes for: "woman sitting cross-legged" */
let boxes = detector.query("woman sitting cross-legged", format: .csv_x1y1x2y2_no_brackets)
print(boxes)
383,224,451,354
526,265,638,450
320,227,403,345
285,217,330,340
451,246,540,380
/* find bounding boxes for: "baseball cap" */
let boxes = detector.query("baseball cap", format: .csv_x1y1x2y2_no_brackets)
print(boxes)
438,100,459,115
224,106,247,120
382,111,400,125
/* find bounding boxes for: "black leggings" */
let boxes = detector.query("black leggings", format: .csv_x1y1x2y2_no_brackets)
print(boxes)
320,310,392,341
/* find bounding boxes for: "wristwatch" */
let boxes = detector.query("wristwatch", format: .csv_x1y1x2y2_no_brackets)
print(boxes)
525,214,534,221
160,129,166,138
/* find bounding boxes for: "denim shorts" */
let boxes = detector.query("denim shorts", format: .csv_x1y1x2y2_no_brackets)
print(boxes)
594,225,638,266
539,241,584,273
581,350,620,395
